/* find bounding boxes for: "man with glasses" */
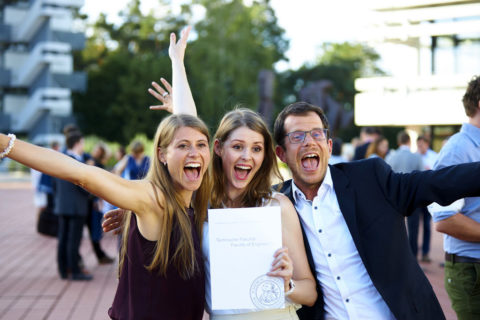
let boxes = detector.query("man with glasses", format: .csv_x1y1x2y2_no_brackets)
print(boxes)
273,102,480,320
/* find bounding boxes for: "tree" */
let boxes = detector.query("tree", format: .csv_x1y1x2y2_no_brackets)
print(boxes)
187,0,289,128
73,0,184,144
275,42,384,141
73,0,288,142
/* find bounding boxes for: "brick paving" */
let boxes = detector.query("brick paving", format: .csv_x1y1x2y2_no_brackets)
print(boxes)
0,177,457,319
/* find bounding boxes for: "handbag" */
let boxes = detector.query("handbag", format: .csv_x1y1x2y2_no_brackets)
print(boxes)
37,207,58,237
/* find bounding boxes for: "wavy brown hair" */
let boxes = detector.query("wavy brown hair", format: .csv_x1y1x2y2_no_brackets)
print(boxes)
119,114,211,279
210,108,282,208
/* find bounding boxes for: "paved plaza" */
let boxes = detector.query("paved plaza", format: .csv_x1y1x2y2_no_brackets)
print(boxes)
0,175,456,319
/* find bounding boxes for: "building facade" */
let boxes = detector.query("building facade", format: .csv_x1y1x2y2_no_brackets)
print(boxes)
0,0,85,145
355,0,480,137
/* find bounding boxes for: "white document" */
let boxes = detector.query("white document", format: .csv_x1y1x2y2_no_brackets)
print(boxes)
208,206,284,311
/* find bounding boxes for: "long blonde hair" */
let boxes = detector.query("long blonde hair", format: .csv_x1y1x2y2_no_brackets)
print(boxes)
119,114,211,279
210,108,282,208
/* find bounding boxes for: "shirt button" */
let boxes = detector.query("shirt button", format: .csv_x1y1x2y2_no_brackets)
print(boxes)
336,276,341,280
346,299,350,303
318,229,322,233
314,206,318,210
328,253,332,257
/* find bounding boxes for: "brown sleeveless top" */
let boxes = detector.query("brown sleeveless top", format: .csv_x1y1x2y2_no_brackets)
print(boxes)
108,209,205,320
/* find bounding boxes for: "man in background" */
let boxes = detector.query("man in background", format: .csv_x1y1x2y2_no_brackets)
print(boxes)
433,76,480,319
352,126,381,160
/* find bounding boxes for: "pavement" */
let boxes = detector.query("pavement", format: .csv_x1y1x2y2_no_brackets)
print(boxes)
0,174,457,320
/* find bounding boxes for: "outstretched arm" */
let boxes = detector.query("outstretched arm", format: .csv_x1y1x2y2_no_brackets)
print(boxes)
148,26,197,116
0,134,153,216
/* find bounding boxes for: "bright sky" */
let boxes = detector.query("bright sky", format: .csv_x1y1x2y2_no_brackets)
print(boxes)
80,0,371,70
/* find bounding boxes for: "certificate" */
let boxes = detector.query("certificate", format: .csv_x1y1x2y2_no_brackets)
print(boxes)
208,206,284,311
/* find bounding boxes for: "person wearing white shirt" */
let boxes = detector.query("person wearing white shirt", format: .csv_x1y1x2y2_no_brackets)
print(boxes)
273,102,480,319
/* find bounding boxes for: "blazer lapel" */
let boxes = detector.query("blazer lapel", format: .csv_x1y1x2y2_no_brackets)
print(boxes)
329,165,365,259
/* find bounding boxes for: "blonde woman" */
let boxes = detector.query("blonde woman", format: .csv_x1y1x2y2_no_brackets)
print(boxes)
0,112,212,319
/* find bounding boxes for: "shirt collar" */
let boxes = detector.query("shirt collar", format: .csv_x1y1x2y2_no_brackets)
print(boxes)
292,166,333,204
461,123,480,147
66,150,82,161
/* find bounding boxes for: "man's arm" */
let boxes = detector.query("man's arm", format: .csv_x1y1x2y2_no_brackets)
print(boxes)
435,213,480,242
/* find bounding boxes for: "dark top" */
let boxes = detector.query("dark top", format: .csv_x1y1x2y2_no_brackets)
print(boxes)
108,209,205,320
122,155,150,180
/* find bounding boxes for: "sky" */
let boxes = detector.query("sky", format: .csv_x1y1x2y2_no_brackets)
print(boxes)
80,0,371,70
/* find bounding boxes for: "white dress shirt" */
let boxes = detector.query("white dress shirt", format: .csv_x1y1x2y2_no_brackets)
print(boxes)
292,167,396,320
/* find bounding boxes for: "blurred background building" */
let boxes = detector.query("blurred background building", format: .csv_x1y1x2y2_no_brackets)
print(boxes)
355,0,480,149
0,0,86,145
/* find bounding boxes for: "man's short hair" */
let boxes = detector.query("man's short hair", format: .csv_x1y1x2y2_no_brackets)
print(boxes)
66,131,83,149
274,102,329,147
361,126,382,136
417,135,430,144
462,76,480,118
397,131,410,146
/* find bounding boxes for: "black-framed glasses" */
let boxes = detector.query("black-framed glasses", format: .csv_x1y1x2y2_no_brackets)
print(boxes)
285,129,329,144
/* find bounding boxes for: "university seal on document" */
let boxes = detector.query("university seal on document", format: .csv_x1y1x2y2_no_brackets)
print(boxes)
250,275,283,309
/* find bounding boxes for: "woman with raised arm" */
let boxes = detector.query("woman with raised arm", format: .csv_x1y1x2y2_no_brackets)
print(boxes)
152,26,317,320
0,113,212,319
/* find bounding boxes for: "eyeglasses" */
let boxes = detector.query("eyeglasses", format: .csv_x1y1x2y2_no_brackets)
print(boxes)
285,129,329,144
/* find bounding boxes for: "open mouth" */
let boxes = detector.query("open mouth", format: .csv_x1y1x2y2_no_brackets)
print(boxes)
234,164,252,181
301,153,319,171
184,163,201,181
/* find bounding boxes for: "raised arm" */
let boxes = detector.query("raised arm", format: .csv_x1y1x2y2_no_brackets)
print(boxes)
0,134,153,216
148,26,197,116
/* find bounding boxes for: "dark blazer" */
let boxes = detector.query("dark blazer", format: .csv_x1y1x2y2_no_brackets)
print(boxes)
279,158,480,320
52,153,90,217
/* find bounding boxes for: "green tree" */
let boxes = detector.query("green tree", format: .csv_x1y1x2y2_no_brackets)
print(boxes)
73,0,185,144
275,42,384,141
73,0,288,142
187,0,289,128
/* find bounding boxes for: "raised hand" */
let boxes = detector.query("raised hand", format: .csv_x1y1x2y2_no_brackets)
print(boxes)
148,78,173,112
169,26,191,63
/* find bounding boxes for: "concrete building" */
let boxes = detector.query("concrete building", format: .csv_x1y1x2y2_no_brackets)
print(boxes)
355,0,480,147
0,0,86,145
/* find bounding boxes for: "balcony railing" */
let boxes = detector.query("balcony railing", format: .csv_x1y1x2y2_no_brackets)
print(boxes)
12,87,71,131
12,42,72,87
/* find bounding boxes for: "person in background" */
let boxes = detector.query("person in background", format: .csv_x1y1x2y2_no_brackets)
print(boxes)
52,131,93,281
417,135,438,170
352,126,382,160
410,134,438,263
87,142,114,264
433,75,480,320
365,135,389,159
386,131,428,261
113,140,150,180
328,137,346,165
32,141,60,217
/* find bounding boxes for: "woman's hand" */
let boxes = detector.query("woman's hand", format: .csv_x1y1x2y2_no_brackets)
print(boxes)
148,78,173,112
169,26,191,63
267,247,293,292
102,208,125,235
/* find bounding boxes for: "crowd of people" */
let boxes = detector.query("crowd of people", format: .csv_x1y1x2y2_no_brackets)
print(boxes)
0,26,479,320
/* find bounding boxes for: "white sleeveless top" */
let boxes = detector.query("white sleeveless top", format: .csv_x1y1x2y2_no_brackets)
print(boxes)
203,193,301,316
